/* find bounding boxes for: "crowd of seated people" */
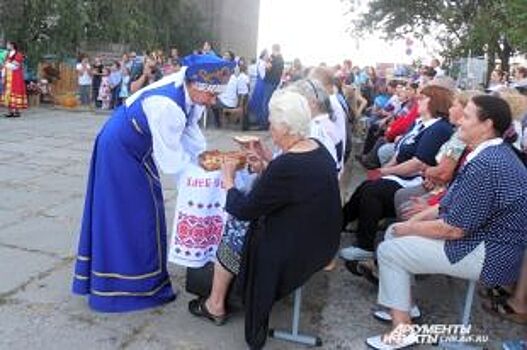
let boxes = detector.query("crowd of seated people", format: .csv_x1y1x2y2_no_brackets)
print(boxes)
394,89,482,221
61,30,527,348
174,53,527,349
366,94,527,349
341,84,455,264
340,70,527,348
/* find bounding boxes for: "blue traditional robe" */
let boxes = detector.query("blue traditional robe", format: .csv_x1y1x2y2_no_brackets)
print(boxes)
72,74,203,312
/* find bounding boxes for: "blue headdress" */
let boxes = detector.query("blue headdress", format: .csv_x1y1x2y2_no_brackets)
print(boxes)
182,54,235,93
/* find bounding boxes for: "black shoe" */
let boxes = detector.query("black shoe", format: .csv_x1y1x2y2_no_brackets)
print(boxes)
12,112,21,118
4,112,14,118
344,260,379,285
354,154,374,169
188,298,228,326
357,154,379,170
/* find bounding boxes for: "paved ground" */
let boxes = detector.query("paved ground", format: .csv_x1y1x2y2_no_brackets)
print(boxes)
0,107,524,350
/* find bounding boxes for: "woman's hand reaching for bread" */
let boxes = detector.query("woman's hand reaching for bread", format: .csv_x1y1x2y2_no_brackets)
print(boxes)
246,151,266,174
221,156,238,190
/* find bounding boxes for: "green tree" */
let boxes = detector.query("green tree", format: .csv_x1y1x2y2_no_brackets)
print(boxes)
0,0,211,69
345,0,527,83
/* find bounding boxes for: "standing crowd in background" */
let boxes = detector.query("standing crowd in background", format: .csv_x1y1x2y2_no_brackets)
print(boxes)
75,48,182,110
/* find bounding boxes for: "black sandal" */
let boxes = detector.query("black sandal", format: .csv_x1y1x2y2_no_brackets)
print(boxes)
344,260,379,285
482,297,527,325
188,298,228,326
478,286,511,301
345,260,364,276
361,261,379,286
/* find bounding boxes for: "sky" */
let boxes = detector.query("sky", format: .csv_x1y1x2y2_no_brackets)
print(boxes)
257,0,442,67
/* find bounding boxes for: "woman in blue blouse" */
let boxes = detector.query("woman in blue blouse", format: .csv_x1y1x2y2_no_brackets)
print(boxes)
366,95,527,349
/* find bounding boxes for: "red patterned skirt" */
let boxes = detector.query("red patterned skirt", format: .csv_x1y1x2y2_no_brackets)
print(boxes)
3,68,27,110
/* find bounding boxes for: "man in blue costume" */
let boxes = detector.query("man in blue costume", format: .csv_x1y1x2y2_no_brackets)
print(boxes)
72,54,235,313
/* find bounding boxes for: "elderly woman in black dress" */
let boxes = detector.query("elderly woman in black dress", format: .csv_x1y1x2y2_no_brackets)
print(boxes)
189,89,342,349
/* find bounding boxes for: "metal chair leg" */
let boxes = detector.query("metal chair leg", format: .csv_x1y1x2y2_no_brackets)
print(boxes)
462,280,477,326
439,280,479,350
269,288,322,347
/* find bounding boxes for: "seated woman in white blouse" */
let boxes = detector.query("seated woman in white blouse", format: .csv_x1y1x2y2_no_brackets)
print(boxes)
288,78,341,172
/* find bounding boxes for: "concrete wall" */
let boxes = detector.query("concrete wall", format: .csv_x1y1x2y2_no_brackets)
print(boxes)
190,0,260,60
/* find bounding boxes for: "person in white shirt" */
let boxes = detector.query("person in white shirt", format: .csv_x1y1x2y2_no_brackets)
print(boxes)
236,59,250,98
289,78,340,172
76,57,92,105
212,50,250,128
236,58,251,130
72,54,235,313
308,67,348,173
512,66,527,89
218,75,240,108
289,76,341,271
487,68,507,92
431,58,445,77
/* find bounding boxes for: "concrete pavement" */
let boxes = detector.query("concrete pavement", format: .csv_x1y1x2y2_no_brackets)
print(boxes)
0,107,524,349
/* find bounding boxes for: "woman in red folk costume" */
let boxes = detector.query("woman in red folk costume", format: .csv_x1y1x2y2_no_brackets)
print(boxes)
2,41,27,118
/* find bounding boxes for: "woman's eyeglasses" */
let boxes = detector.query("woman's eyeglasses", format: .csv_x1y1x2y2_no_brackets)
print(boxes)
306,79,319,100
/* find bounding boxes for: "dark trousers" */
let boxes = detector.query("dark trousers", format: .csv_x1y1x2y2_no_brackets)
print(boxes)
362,122,382,155
362,137,386,168
260,81,278,128
342,179,402,251
92,85,101,108
211,99,230,128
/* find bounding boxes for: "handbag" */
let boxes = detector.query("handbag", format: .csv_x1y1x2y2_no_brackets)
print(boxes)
185,262,243,308
185,262,214,297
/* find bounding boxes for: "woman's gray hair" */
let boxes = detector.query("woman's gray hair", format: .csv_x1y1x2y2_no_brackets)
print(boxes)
287,79,333,118
268,90,311,138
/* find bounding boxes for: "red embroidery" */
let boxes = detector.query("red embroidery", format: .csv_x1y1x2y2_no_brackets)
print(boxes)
175,212,223,249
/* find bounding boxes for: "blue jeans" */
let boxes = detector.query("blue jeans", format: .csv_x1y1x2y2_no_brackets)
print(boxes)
111,86,121,109
79,85,91,105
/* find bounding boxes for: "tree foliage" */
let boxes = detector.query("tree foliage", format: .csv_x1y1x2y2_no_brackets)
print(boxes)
345,0,527,74
0,0,211,67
